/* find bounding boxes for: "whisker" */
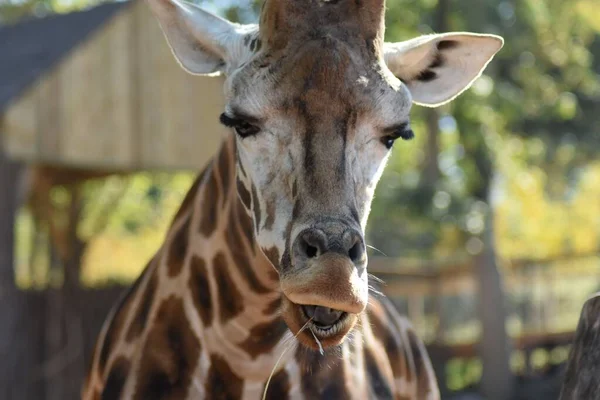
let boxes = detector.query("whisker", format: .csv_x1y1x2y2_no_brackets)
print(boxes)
262,318,312,400
368,273,385,285
366,244,387,257
309,328,325,356
368,285,384,297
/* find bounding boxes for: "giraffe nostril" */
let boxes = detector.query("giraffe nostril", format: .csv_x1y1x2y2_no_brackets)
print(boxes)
294,230,327,261
348,241,363,263
305,244,318,258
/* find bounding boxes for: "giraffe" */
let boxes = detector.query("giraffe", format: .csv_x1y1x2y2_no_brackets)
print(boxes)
83,0,503,398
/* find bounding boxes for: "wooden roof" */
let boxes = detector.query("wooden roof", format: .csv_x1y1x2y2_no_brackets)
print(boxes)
0,2,126,113
0,0,227,171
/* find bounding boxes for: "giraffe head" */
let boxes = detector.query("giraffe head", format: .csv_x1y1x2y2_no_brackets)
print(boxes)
148,0,503,350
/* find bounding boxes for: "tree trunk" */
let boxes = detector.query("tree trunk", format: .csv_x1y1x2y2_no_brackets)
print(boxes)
558,293,600,399
0,149,45,400
421,0,448,186
424,109,441,184
476,209,513,400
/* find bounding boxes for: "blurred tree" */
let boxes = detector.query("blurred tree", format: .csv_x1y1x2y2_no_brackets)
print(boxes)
370,0,599,397
370,0,600,260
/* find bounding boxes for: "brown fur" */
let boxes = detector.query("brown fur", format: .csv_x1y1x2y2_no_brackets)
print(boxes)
205,354,244,399
188,255,214,327
133,296,201,400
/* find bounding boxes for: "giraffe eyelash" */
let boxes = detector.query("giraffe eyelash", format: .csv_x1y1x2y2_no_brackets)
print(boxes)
396,128,415,140
387,122,414,141
219,113,261,138
219,113,242,128
381,123,414,149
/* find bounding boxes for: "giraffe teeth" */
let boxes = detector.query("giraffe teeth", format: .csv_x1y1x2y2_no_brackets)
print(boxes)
308,314,348,338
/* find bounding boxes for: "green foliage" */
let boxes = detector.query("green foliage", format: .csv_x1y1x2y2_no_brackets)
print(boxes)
368,0,600,261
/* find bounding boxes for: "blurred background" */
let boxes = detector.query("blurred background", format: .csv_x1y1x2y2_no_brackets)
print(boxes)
0,0,599,399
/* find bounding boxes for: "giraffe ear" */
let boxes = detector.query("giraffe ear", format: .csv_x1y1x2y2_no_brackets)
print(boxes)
146,0,257,75
383,33,504,107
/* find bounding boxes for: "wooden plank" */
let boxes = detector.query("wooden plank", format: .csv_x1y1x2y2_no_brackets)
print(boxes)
187,73,229,164
3,2,226,170
59,22,107,165
2,84,37,159
135,0,226,169
105,8,134,165
36,68,62,158
136,1,168,167
58,9,133,167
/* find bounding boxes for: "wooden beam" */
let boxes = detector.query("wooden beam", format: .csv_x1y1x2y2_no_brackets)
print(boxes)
558,293,600,399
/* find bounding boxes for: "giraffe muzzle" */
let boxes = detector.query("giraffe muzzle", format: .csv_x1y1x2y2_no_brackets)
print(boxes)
281,251,368,315
280,244,369,349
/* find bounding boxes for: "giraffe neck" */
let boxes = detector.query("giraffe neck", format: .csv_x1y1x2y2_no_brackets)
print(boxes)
84,135,441,400
160,133,288,377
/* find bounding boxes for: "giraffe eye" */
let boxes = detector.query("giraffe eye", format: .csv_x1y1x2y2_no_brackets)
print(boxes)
382,136,396,149
219,113,261,138
380,124,414,150
234,121,260,138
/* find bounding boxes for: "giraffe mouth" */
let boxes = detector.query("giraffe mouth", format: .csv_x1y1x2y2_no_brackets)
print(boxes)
301,305,349,337
280,296,358,350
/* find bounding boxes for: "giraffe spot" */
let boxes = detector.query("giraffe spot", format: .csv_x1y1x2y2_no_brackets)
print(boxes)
296,350,320,396
199,169,219,236
236,201,255,248
98,262,151,373
407,328,436,396
297,347,349,398
101,356,130,400
213,252,245,322
126,269,157,342
217,142,232,209
236,177,252,210
262,246,280,270
263,296,281,316
205,354,244,399
364,347,394,399
188,255,213,328
251,183,262,231
225,215,271,294
368,299,408,381
262,368,289,400
167,216,190,277
263,198,276,231
321,361,349,399
238,318,288,359
133,296,201,400
235,150,247,178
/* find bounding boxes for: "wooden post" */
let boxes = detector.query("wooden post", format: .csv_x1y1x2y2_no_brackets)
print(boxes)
0,148,45,399
558,293,600,399
475,211,513,400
